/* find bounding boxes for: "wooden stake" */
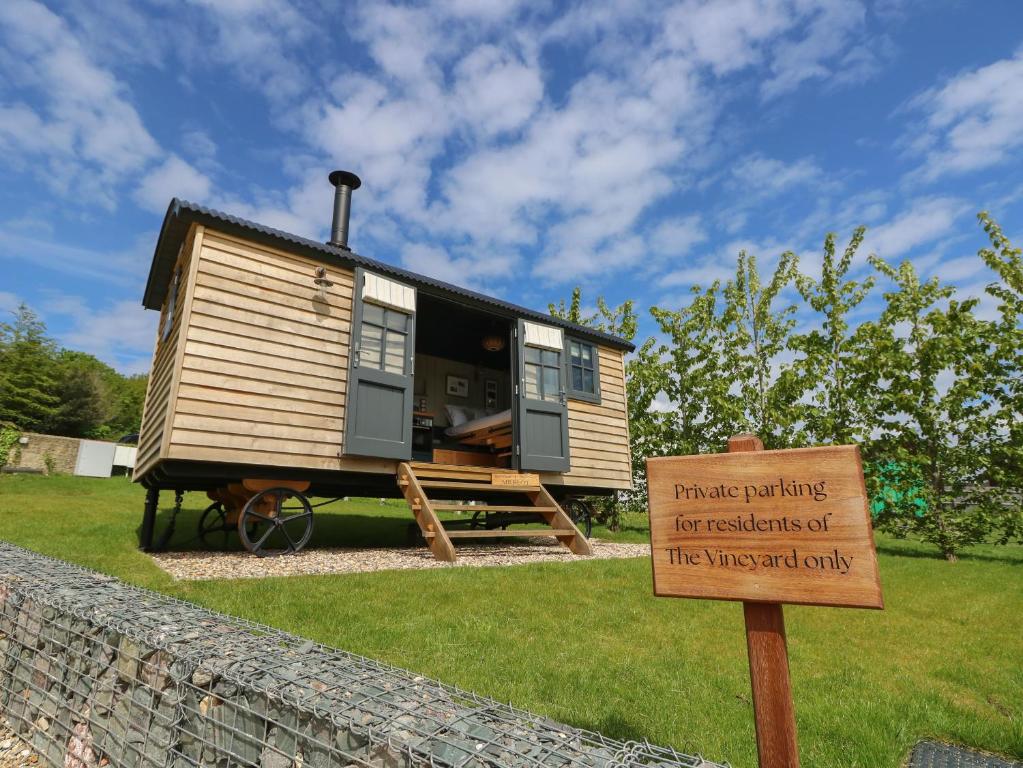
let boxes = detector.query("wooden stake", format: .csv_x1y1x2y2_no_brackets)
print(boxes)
728,433,800,768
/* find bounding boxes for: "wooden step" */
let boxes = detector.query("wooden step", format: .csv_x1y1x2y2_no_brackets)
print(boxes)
417,479,542,492
424,529,577,539
408,462,514,475
431,504,557,513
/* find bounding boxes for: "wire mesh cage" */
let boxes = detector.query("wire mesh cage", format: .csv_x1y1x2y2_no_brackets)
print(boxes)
0,543,727,768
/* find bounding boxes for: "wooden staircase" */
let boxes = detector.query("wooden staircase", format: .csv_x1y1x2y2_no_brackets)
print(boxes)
397,462,593,562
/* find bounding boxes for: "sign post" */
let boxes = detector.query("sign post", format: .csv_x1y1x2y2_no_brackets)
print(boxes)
646,434,883,768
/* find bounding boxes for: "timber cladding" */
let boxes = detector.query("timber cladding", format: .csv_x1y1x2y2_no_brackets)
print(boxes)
135,224,198,479
550,346,632,490
166,230,354,471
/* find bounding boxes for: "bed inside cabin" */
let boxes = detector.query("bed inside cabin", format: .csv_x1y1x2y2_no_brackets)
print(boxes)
412,294,514,467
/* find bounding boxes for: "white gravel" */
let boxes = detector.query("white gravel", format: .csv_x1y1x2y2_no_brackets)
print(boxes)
152,538,649,580
0,724,38,768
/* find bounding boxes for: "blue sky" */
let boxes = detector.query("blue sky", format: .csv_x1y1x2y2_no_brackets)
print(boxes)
1,0,1022,374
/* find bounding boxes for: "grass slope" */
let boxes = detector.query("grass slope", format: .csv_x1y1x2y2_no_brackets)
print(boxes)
0,474,1019,767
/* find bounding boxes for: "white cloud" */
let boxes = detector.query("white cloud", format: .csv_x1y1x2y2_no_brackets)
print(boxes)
865,196,970,260
0,0,160,208
0,291,21,315
649,216,708,258
760,0,868,98
730,153,825,196
44,295,158,374
452,45,543,137
905,48,1023,181
182,0,319,104
0,226,152,286
400,242,516,288
134,155,213,213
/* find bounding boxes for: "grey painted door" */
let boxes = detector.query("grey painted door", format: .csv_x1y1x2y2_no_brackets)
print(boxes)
515,319,571,472
344,270,416,460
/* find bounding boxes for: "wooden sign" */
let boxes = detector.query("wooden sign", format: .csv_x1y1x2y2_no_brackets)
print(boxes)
647,436,884,768
647,443,882,609
492,472,540,487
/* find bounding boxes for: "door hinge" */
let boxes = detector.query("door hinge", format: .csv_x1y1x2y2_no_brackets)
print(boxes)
514,384,519,396
515,445,520,456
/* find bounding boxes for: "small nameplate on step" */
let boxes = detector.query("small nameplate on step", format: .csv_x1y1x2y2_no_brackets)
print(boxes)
492,473,540,487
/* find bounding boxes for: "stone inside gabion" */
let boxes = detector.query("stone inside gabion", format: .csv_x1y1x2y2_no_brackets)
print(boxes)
0,543,728,768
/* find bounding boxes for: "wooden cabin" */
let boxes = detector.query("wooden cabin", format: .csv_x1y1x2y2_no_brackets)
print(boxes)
134,172,634,560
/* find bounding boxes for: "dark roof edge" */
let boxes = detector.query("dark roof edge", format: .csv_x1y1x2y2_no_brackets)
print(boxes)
143,199,636,352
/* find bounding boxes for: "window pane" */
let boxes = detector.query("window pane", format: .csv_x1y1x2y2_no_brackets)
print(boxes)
361,323,383,369
524,363,540,398
569,341,582,365
541,349,559,367
580,343,592,365
525,347,541,364
385,309,408,332
543,366,560,401
384,330,405,374
572,366,584,391
582,368,595,393
363,303,384,325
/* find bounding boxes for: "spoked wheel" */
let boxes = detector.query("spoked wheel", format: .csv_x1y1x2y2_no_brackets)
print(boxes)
238,488,314,557
564,499,593,538
198,502,232,549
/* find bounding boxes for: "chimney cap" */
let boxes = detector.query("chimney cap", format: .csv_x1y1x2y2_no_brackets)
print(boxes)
328,170,362,189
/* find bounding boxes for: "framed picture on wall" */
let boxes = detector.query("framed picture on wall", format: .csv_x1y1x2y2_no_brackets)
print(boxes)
484,379,498,409
446,375,469,398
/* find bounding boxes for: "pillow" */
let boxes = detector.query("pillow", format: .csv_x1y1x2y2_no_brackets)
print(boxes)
444,405,470,426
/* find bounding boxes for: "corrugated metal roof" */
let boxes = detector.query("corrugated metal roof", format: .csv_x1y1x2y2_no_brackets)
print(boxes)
143,198,636,351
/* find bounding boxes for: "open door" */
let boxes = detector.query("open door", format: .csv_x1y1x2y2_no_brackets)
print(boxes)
344,269,416,460
515,319,571,472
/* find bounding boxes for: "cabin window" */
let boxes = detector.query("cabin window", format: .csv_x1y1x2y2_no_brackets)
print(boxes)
360,302,409,375
565,338,601,403
524,346,562,402
161,269,180,343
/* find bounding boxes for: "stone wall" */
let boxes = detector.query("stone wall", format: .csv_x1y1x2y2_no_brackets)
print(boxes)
0,543,724,768
4,433,80,474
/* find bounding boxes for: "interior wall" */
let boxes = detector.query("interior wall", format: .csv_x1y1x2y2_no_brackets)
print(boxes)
414,353,511,426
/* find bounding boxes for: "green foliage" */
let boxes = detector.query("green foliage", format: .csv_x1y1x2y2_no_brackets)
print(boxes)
0,422,21,469
558,214,1022,560
0,304,60,431
857,255,1018,560
976,212,1023,527
790,228,875,444
720,250,801,445
0,303,147,439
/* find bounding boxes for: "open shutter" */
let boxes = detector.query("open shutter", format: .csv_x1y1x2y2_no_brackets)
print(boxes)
515,319,570,472
344,268,416,460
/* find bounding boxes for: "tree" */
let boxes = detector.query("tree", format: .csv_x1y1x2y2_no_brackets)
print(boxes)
0,304,60,431
790,228,875,445
859,255,1015,561
975,212,1023,544
548,287,585,324
648,284,741,457
49,351,111,438
719,250,801,446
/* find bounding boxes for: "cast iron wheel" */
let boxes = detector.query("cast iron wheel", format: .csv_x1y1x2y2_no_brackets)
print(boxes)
198,502,232,549
564,499,593,538
238,488,314,557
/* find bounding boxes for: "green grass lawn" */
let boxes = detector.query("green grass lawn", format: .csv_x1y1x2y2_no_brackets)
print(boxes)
0,474,1020,767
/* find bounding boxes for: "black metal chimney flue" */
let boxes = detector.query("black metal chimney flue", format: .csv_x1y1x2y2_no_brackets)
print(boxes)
327,170,361,250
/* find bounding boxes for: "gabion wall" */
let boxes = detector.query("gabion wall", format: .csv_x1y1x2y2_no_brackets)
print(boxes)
0,543,727,768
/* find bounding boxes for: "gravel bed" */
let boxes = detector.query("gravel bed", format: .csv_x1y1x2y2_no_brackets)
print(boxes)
152,538,649,580
0,724,38,768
